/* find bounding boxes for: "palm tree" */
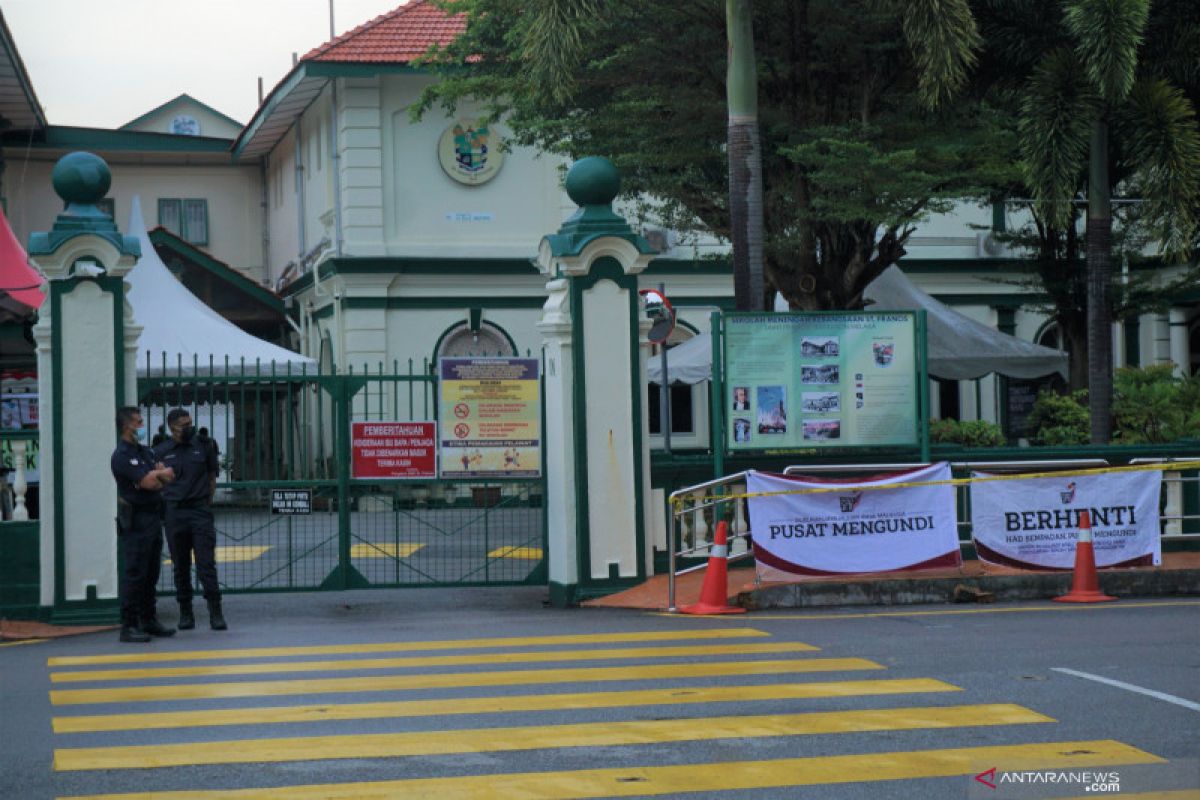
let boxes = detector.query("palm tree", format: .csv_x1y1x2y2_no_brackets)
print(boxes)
725,0,765,311
1018,0,1200,443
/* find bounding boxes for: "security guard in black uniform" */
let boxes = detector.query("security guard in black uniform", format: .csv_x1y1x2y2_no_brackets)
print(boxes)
110,406,177,643
155,407,227,630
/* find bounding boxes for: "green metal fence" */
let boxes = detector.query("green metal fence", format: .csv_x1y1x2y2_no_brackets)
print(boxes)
139,355,547,593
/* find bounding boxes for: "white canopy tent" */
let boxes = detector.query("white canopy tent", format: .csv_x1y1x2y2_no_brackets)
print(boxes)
125,197,314,376
647,265,1067,384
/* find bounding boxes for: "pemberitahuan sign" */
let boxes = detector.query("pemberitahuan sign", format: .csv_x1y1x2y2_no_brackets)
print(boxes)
351,421,437,480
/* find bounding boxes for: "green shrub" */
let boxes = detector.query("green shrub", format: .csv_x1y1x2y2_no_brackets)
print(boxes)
1027,389,1089,445
928,417,1006,447
1113,364,1200,443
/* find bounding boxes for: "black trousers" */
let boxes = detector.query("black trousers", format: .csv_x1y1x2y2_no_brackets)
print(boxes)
118,507,164,626
165,505,221,604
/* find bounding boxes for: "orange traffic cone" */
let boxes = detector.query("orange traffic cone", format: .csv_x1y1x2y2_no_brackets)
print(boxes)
680,521,746,615
1054,510,1116,603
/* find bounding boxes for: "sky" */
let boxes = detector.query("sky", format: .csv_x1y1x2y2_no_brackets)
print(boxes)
2,0,407,129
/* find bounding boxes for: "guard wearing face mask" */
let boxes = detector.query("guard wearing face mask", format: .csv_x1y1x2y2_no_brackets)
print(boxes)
155,407,226,630
110,406,177,642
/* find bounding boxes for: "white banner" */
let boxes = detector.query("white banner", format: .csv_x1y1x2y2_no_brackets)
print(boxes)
970,469,1162,569
747,463,961,577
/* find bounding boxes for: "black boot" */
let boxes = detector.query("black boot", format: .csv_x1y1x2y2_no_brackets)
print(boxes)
208,599,227,631
119,624,151,643
142,618,176,637
177,603,195,630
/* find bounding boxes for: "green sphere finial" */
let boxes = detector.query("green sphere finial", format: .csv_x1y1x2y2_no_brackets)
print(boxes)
51,151,112,206
565,156,620,207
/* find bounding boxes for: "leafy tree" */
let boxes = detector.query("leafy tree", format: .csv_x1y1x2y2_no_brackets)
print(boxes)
418,0,990,310
975,0,1200,442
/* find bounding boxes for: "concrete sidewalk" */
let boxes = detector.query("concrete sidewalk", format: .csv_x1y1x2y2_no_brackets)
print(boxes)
583,551,1200,611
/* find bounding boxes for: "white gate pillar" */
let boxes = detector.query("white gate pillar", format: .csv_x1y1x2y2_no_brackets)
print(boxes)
27,152,141,623
536,157,657,606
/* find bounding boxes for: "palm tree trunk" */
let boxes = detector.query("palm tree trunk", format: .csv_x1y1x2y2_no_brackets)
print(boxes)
726,0,765,311
1086,119,1113,443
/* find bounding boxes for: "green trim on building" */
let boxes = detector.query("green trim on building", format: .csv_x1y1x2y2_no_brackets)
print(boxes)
306,62,427,79
119,93,244,132
282,257,739,298
3,125,235,154
232,64,314,158
149,229,283,312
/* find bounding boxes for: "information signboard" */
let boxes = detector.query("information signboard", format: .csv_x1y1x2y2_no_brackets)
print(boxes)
270,489,312,515
438,357,541,477
724,312,921,451
351,421,437,479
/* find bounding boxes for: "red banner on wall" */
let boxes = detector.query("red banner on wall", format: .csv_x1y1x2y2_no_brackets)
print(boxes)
351,421,437,479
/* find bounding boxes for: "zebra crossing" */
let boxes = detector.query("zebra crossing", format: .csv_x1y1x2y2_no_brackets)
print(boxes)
45,626,1177,798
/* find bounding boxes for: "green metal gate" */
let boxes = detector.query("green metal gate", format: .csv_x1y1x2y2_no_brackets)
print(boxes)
139,356,547,593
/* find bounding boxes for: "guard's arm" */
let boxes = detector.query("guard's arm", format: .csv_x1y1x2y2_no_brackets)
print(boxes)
137,467,175,490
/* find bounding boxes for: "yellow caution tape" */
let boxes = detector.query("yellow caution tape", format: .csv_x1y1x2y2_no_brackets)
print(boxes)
669,460,1200,511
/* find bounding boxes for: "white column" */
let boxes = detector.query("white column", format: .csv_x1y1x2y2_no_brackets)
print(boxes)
537,280,578,593
1169,308,1189,377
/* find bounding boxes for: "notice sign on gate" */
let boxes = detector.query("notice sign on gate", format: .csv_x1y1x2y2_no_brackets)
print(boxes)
351,421,437,479
271,489,312,515
439,357,541,477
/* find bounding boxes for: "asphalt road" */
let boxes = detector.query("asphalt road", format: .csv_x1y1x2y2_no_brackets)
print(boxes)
2,590,1197,799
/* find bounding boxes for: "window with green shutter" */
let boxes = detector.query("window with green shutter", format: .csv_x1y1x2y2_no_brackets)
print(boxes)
157,198,209,246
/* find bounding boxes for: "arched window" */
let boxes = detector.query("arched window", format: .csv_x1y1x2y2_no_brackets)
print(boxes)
1036,321,1065,351
435,322,517,360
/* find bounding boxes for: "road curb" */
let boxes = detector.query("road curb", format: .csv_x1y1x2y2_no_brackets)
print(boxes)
739,569,1200,609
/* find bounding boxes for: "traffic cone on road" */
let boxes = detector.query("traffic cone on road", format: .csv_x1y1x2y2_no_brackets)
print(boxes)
1054,510,1116,603
680,521,746,615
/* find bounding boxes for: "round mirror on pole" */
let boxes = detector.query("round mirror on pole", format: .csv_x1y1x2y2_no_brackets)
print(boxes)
639,288,676,344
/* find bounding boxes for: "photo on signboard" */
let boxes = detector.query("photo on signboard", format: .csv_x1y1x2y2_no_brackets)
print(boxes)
733,417,752,442
800,364,840,385
802,391,840,414
872,339,896,367
732,385,750,411
756,386,787,434
800,336,839,357
803,419,842,441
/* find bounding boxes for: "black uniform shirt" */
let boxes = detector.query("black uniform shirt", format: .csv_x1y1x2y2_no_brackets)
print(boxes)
154,437,218,503
110,439,161,507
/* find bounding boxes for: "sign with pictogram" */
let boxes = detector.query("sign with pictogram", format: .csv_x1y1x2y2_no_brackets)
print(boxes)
438,357,541,477
351,421,437,479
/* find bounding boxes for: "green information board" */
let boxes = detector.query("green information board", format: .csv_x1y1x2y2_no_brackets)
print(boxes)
724,312,922,451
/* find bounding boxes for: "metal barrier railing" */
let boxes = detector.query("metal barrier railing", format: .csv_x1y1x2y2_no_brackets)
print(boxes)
666,457,1199,612
667,472,755,612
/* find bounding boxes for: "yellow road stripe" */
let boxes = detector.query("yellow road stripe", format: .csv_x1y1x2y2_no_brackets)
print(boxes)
50,641,819,683
49,658,882,705
56,740,1163,799
488,546,543,558
349,543,424,558
52,678,960,733
47,628,770,667
657,599,1200,622
163,546,267,566
0,638,47,647
54,703,1051,771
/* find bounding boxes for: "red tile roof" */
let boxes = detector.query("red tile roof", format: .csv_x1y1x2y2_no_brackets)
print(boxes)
302,0,466,64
